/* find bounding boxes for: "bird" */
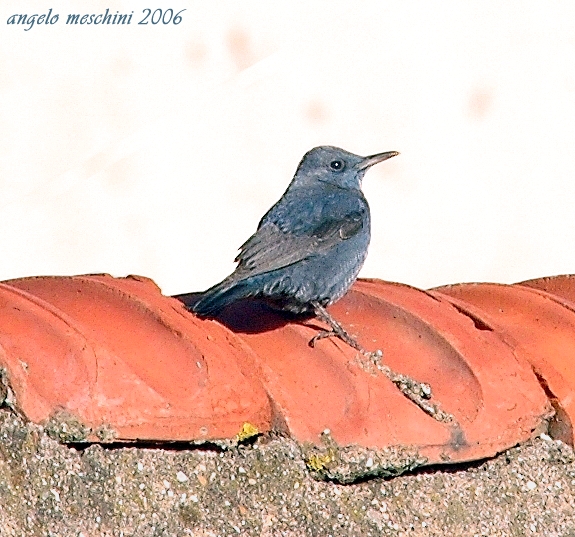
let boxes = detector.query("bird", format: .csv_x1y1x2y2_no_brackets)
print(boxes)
191,145,399,351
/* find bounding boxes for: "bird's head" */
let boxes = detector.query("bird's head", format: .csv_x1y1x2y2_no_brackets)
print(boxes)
292,146,399,191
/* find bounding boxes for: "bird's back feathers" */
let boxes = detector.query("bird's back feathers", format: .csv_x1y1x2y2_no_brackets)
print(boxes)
191,145,397,317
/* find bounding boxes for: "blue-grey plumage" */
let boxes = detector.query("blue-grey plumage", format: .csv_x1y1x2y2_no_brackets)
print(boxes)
192,146,399,318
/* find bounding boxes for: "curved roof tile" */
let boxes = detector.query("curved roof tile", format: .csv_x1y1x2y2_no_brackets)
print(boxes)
436,275,575,445
0,273,568,471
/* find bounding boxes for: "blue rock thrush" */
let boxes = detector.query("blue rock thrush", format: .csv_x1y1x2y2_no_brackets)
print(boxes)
191,146,399,351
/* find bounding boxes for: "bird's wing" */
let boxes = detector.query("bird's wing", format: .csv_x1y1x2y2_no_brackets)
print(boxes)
232,208,365,279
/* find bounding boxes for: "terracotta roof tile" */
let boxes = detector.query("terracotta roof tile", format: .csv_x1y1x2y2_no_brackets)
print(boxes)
0,272,567,470
436,275,575,445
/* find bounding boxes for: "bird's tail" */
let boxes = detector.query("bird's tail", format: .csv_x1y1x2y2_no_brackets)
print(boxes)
191,278,252,317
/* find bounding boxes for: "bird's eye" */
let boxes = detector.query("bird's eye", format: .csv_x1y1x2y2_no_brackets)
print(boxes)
329,159,345,171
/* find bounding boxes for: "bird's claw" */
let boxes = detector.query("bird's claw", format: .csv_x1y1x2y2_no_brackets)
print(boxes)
308,329,335,348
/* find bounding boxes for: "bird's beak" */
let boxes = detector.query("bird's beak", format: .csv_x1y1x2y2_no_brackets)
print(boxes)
357,151,400,170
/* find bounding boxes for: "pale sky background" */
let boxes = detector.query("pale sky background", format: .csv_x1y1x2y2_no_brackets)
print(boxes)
1,1,575,295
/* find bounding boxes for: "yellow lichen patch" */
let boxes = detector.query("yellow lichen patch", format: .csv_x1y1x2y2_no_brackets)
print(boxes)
236,422,259,443
306,450,335,472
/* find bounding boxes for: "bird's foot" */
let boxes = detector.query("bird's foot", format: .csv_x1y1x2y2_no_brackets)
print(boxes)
309,327,367,353
309,302,367,354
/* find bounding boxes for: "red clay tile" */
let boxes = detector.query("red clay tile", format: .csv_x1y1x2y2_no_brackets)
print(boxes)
0,275,272,442
519,274,575,303
434,281,575,445
0,274,554,470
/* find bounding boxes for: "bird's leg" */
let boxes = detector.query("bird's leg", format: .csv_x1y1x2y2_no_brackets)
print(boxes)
309,302,368,354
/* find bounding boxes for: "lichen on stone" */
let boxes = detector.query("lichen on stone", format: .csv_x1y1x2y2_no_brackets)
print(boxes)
236,422,259,443
302,430,428,484
44,410,91,443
